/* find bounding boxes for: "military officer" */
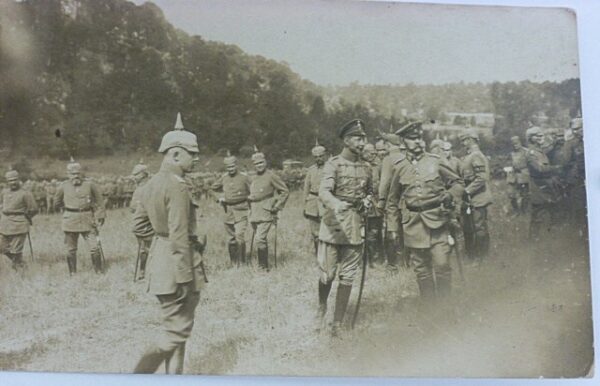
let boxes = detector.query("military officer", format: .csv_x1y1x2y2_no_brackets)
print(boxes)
317,119,372,336
459,129,493,263
375,139,389,161
0,170,38,269
376,132,406,269
507,136,530,215
561,117,586,231
387,121,464,301
133,113,205,374
131,161,153,280
54,159,106,274
525,126,563,240
211,153,251,266
303,141,327,255
248,149,289,270
362,143,383,266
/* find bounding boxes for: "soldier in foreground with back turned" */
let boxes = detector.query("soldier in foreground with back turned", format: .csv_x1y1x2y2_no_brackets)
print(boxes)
459,129,493,263
317,119,372,336
130,161,153,280
525,126,563,240
133,113,205,374
387,121,464,303
303,140,327,256
0,170,38,270
248,148,289,271
211,152,251,266
54,159,106,275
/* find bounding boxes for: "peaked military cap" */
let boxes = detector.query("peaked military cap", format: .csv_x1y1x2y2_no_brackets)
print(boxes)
5,170,19,180
394,120,423,138
526,126,543,139
458,128,479,141
338,119,366,139
158,112,200,154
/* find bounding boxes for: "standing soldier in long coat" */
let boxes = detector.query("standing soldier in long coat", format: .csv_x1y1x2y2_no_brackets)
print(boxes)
54,159,106,274
506,136,530,215
459,129,493,263
317,119,372,336
131,161,153,280
211,153,251,266
133,114,205,374
303,141,327,256
376,132,406,269
248,149,289,270
387,121,464,302
0,170,38,269
525,126,563,240
561,117,586,232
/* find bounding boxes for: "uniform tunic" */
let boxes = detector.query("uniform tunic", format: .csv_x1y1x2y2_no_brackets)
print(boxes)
211,172,251,225
0,187,38,256
54,179,105,233
133,164,203,353
248,170,289,224
318,154,372,286
462,147,492,208
377,148,405,231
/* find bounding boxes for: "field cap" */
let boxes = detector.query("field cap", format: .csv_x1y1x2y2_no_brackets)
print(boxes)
430,139,444,151
338,119,366,139
132,160,148,176
158,112,200,154
395,120,423,139
458,128,479,141
526,126,543,139
5,169,19,180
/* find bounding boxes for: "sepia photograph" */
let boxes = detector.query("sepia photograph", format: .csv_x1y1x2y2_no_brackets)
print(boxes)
0,0,596,383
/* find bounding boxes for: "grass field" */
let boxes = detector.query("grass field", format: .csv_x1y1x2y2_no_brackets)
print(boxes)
0,183,594,377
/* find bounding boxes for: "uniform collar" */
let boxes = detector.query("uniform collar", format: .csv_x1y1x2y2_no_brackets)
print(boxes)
406,151,424,162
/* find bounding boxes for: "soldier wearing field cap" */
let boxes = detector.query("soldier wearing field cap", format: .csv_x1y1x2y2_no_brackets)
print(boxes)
54,158,106,274
387,121,464,302
248,147,289,270
441,141,463,179
211,151,251,266
377,130,407,269
561,116,586,231
0,169,38,270
507,136,530,215
317,119,372,336
133,113,205,374
525,125,563,240
303,140,327,255
130,160,153,280
429,138,445,157
459,129,493,263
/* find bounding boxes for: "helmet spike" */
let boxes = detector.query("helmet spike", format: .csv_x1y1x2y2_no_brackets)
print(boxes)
174,112,184,130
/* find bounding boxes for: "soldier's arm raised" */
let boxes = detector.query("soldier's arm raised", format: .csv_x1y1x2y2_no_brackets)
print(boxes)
166,181,194,285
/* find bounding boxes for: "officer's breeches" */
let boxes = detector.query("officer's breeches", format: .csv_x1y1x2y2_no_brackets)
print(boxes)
225,219,248,246
317,242,361,286
0,233,26,255
410,227,451,297
155,290,200,352
64,232,100,258
252,221,272,250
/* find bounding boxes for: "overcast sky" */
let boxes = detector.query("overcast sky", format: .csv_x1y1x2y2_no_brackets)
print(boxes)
126,1,578,86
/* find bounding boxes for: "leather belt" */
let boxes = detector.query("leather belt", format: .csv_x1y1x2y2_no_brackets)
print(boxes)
406,201,441,212
308,191,319,196
2,211,25,216
224,197,248,206
64,207,92,212
248,192,274,203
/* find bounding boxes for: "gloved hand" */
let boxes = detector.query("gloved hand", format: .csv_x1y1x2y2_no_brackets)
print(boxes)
217,197,225,204
441,192,454,209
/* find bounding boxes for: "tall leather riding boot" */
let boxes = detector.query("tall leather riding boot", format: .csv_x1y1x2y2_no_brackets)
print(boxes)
67,254,77,275
227,243,239,266
385,234,398,267
257,247,269,271
165,343,186,374
239,242,246,265
417,277,435,302
318,280,333,316
435,274,452,299
139,250,148,279
331,284,352,336
134,346,170,374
